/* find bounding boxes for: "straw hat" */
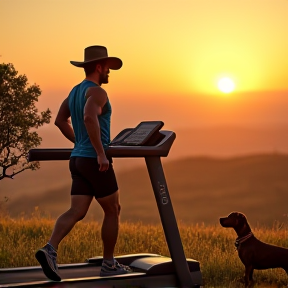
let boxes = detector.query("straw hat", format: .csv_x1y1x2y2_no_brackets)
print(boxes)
70,46,122,70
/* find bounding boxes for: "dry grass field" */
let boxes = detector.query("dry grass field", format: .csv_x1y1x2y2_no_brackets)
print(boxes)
1,214,288,287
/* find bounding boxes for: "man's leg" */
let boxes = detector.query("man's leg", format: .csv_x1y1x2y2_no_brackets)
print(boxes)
96,190,120,260
49,195,93,249
35,195,92,281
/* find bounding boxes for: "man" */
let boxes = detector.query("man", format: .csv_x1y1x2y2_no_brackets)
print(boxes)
35,45,131,281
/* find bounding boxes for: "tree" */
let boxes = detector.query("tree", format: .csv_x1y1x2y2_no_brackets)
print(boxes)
0,63,51,180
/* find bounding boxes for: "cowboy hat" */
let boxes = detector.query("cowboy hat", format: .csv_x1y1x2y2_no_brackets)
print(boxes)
70,46,122,70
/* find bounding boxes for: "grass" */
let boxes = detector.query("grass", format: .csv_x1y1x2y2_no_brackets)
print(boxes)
1,210,288,287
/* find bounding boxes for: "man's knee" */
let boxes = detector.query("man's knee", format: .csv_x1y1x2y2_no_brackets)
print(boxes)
70,195,92,221
69,207,87,221
97,190,121,216
104,202,120,216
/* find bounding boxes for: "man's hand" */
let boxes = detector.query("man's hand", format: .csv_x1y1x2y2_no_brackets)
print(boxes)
97,153,109,172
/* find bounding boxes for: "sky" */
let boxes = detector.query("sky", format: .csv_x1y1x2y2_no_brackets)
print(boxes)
1,0,288,143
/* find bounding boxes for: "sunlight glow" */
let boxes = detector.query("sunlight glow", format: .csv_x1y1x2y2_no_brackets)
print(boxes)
217,77,235,93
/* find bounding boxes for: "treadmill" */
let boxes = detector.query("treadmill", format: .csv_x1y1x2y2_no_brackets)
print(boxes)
0,121,203,288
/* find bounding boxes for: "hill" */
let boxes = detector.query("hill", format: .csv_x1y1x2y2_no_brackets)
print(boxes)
2,153,288,227
1,124,288,195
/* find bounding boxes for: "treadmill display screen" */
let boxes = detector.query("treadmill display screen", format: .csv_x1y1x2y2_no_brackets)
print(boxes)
110,121,164,146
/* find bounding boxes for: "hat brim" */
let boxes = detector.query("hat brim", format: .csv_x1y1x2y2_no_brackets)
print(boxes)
70,57,122,70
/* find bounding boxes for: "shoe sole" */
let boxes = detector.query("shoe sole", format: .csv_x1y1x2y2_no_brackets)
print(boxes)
100,271,130,276
35,250,61,281
100,268,132,277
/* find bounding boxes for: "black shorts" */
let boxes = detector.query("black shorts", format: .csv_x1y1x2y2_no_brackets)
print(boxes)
69,157,118,199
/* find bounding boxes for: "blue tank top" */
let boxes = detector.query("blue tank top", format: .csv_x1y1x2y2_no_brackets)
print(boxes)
68,80,112,158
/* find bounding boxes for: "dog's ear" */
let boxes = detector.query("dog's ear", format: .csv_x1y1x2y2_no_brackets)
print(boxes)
230,212,246,228
236,212,246,219
237,213,247,225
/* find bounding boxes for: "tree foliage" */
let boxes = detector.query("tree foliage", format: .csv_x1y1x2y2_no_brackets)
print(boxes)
0,63,51,180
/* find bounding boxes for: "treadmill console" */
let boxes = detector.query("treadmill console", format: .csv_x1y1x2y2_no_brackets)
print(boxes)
110,121,164,146
27,120,175,161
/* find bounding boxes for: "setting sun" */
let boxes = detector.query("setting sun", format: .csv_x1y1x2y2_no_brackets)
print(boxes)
217,77,235,94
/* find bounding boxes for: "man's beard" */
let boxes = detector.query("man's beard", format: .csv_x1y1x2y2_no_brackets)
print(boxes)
99,72,109,85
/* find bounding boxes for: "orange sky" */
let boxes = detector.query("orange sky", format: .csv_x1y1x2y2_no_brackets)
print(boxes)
1,0,288,140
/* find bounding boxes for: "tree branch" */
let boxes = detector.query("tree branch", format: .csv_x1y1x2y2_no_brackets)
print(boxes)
0,165,30,180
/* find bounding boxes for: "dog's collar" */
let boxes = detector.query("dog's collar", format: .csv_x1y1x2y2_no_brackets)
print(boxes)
235,232,253,250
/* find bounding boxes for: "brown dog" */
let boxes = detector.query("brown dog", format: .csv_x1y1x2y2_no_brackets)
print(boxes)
219,212,288,287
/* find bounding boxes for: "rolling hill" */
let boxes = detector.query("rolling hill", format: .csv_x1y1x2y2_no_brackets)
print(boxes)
2,153,288,228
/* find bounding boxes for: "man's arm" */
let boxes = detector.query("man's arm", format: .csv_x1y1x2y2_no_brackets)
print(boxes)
55,97,75,143
84,86,109,171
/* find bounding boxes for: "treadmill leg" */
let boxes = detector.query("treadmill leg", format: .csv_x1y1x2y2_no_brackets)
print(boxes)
145,156,197,288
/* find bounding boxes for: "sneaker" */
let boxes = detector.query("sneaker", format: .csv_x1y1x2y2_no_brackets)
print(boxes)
100,260,132,276
35,244,61,281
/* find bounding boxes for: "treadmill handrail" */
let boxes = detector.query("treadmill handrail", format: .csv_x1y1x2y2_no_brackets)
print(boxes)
28,131,176,162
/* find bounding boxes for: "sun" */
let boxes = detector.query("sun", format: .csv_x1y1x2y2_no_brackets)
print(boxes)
217,77,235,93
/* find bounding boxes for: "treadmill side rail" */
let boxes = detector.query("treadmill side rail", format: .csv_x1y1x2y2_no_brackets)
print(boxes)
28,131,175,162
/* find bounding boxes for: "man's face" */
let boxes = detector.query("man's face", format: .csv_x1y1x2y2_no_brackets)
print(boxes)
98,64,110,85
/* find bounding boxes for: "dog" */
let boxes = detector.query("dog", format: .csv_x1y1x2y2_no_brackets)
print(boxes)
219,212,288,287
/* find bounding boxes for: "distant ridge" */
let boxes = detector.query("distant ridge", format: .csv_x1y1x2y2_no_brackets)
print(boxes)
4,153,288,227
171,125,288,160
